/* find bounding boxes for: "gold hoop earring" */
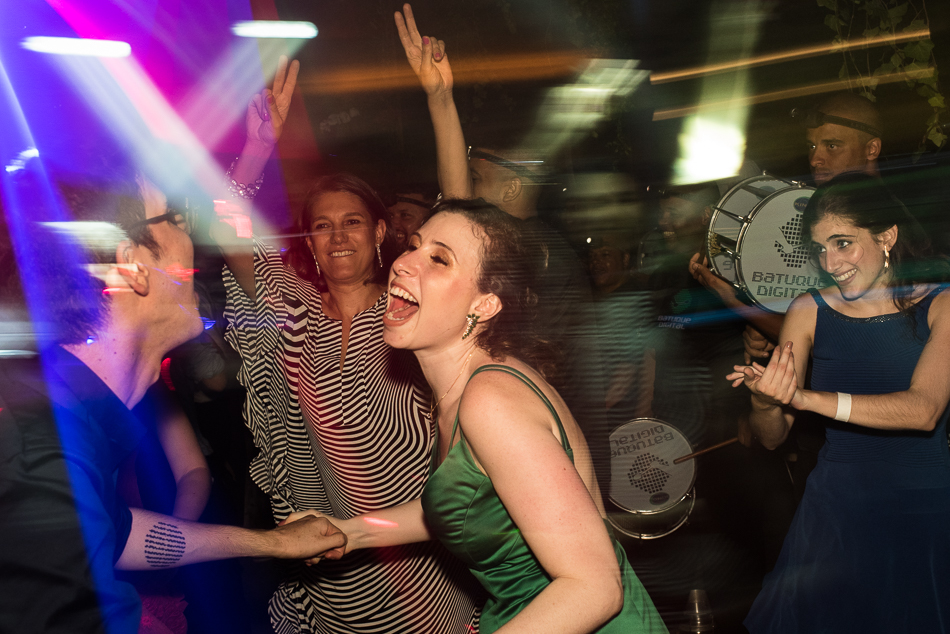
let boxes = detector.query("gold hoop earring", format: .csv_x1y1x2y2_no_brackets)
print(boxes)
312,251,321,277
462,313,479,340
883,245,890,270
376,243,383,269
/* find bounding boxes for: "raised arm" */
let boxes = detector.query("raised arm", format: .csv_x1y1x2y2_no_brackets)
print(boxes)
210,55,300,299
793,288,950,431
116,508,345,571
395,4,472,199
460,373,624,633
230,55,299,187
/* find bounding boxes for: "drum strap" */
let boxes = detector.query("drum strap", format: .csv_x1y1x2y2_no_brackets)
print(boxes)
450,364,572,456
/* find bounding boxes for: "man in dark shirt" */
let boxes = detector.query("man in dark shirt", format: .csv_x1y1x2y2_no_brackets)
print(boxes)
0,161,345,633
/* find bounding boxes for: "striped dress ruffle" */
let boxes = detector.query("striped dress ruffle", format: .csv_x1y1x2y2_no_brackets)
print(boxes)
224,241,480,633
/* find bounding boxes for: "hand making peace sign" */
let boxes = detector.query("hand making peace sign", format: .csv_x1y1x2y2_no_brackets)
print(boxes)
395,4,453,99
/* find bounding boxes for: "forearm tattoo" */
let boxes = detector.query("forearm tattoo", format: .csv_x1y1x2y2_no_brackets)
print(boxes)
144,521,186,568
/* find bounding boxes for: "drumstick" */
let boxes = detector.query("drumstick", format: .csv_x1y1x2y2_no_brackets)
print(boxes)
673,437,738,464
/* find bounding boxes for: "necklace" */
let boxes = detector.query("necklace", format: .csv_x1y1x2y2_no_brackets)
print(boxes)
426,348,477,422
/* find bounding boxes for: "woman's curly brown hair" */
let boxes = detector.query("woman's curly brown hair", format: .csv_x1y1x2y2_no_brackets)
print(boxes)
430,198,559,380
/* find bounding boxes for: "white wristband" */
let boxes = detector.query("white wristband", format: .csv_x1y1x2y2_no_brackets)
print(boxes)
834,392,852,422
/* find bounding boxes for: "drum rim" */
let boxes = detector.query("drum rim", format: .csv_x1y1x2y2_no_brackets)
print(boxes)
716,172,795,212
706,175,798,286
607,489,695,540
706,173,798,281
607,418,697,515
733,183,817,315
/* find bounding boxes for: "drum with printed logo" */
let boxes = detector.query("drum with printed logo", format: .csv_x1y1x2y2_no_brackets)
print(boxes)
606,419,696,540
706,174,824,313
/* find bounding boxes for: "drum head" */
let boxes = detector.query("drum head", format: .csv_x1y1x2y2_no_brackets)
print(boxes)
736,187,826,313
609,419,695,515
718,175,793,217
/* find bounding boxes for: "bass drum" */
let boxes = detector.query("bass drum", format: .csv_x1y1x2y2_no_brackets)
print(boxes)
706,174,795,286
707,174,824,313
606,419,696,540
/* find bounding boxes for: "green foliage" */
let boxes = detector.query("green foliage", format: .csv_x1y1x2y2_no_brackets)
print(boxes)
817,0,947,152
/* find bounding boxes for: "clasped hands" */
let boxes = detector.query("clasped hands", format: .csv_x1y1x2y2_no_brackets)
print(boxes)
280,510,349,565
727,341,807,411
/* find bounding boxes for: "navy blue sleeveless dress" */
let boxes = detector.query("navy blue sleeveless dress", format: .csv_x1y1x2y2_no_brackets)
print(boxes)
745,288,950,633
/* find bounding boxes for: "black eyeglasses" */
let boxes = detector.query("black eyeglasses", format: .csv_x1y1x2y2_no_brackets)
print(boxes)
129,209,188,232
468,147,546,184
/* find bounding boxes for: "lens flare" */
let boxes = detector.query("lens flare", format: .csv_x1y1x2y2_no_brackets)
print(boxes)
231,21,318,39
21,36,131,58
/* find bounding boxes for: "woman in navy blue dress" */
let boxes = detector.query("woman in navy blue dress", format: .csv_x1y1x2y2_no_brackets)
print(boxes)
729,172,950,633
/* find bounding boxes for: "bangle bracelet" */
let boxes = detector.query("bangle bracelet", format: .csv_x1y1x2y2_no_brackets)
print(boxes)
834,392,852,422
225,158,264,200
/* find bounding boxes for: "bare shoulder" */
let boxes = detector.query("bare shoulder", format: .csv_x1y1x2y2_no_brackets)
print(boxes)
457,362,554,433
781,291,819,341
926,284,950,307
785,290,819,318
924,284,950,326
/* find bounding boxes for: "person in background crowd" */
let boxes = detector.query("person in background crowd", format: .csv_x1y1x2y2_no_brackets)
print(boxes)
386,184,437,250
693,92,885,357
587,233,654,426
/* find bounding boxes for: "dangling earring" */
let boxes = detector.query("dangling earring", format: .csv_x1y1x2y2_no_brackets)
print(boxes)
883,245,890,270
376,242,383,269
462,313,479,340
312,251,321,277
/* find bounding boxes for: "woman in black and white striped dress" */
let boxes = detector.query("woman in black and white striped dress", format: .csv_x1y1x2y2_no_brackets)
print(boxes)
214,67,479,632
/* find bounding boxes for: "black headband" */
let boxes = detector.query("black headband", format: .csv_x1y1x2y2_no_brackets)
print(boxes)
393,195,433,209
790,107,882,138
468,147,545,184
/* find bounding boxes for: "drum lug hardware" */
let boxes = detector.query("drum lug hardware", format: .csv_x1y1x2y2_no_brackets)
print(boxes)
712,208,746,223
708,235,736,257
746,184,780,199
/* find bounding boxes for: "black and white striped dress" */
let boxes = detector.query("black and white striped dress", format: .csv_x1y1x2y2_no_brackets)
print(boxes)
224,241,480,634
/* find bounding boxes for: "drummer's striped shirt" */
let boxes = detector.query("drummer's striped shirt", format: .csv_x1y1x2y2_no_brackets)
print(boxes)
224,241,480,634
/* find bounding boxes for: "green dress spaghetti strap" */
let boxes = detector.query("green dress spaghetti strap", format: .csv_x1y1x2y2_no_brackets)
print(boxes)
421,364,667,633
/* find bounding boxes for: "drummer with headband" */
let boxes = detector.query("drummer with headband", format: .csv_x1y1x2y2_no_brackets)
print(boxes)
385,184,438,250
690,92,884,365
797,92,883,185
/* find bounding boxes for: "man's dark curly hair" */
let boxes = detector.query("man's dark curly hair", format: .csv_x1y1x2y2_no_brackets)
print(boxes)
430,198,559,379
14,154,159,345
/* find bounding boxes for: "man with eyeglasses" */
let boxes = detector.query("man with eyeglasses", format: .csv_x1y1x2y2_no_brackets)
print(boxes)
0,160,346,634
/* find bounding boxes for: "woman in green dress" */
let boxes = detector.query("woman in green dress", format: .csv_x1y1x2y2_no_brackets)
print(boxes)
287,200,666,633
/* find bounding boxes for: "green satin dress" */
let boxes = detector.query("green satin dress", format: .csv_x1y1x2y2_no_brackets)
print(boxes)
421,365,668,633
